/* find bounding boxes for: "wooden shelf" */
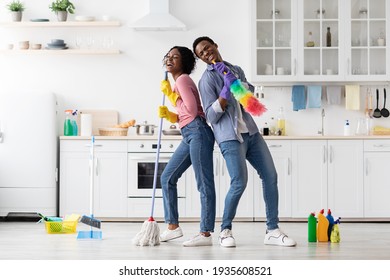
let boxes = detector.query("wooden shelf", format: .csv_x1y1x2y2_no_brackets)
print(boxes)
0,49,121,55
0,20,121,28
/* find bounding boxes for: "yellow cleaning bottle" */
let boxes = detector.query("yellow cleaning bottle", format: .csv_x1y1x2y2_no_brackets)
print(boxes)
317,209,329,242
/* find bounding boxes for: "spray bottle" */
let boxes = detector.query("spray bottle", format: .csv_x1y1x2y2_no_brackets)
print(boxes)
317,209,329,242
330,217,341,243
326,209,335,241
308,212,317,242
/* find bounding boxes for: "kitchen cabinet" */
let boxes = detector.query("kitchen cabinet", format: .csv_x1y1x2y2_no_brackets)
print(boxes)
0,20,121,55
59,140,128,218
254,140,292,219
291,140,363,218
251,0,389,83
363,139,390,217
185,148,254,219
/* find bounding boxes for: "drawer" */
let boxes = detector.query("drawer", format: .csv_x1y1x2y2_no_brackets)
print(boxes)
265,139,291,152
364,140,390,152
60,140,127,152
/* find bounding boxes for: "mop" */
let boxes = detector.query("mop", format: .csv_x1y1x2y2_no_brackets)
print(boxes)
77,136,102,239
132,72,168,246
213,61,267,116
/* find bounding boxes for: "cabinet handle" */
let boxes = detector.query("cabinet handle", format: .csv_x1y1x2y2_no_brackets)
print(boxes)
215,156,219,176
221,159,225,176
85,144,103,148
95,158,99,176
288,158,291,176
373,144,390,148
294,59,297,76
365,158,369,176
268,144,282,148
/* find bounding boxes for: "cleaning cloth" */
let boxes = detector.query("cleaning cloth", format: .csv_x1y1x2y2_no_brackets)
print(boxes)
326,86,342,105
291,85,306,111
307,85,322,108
345,85,360,110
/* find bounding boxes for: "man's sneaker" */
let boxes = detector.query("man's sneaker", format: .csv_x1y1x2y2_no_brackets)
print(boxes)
264,228,296,247
182,234,212,247
219,229,236,247
160,227,183,242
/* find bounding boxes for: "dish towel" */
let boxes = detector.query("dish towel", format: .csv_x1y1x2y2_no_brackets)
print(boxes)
291,85,306,111
345,85,360,110
326,86,342,105
307,85,322,108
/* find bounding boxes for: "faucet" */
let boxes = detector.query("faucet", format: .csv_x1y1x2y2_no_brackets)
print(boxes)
318,108,325,136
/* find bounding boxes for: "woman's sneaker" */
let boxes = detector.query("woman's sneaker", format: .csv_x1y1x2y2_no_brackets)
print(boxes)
182,234,212,247
160,227,183,242
264,228,296,247
219,229,236,247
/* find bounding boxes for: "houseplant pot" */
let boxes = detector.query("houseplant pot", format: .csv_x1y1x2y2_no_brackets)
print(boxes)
49,0,75,22
6,0,25,22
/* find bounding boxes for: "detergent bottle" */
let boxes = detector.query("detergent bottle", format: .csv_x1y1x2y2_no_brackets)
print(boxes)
330,218,341,243
326,209,335,241
317,209,329,242
308,212,317,242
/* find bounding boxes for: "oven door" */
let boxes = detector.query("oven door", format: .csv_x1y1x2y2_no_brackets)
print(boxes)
127,153,186,198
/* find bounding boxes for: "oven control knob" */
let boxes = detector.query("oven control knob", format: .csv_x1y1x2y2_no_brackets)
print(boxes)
140,144,144,148
169,144,173,148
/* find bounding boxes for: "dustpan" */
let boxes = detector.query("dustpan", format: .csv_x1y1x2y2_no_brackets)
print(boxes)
77,136,102,240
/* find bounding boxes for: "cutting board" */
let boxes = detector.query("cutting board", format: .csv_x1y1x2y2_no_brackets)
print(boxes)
77,109,118,135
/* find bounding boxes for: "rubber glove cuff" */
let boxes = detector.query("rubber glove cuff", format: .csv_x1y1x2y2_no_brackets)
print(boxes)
160,80,179,106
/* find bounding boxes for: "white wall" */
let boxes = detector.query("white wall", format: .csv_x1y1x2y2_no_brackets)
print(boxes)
0,0,389,136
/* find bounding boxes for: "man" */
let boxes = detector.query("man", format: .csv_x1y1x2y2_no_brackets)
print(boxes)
192,36,296,247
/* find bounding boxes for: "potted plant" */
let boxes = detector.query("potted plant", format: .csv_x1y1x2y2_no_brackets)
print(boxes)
6,0,25,22
49,0,75,22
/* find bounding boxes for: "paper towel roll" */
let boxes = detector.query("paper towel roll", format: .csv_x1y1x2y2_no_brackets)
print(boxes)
80,114,92,136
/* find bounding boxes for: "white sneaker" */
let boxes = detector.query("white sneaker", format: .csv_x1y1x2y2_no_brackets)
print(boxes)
219,229,236,247
264,228,296,247
160,227,183,242
182,234,212,247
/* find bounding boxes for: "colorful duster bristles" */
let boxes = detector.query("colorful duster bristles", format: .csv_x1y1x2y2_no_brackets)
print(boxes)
230,79,267,116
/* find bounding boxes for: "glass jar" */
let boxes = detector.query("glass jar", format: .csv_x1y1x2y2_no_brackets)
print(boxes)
271,9,280,19
359,8,367,19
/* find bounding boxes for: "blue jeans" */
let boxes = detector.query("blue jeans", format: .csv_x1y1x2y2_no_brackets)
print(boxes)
161,117,216,232
219,132,279,231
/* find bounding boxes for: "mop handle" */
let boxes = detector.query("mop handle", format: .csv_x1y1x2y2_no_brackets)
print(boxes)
150,72,167,217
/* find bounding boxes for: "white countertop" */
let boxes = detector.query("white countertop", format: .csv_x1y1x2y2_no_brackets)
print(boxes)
59,135,390,140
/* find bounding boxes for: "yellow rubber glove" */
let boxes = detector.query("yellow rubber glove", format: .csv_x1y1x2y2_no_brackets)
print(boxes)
158,106,178,123
160,80,179,106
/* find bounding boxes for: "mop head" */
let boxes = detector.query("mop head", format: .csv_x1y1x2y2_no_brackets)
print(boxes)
230,79,267,116
132,217,160,246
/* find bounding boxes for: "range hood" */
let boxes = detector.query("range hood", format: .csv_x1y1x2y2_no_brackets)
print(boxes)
131,0,186,31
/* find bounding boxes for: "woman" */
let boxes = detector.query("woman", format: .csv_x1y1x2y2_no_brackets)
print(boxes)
159,46,216,247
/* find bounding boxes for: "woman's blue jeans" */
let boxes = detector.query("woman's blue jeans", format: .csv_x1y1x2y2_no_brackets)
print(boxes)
161,117,216,232
219,132,279,231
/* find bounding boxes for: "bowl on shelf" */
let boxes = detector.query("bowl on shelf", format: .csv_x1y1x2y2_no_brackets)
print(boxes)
31,43,42,50
50,39,65,45
19,41,29,50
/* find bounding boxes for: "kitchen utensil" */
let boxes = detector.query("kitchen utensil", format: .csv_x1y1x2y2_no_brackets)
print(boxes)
368,89,373,118
373,89,382,118
135,121,156,135
381,88,389,118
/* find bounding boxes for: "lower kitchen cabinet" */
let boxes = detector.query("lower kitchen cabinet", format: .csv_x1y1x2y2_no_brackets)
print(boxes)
60,140,128,218
363,140,390,217
291,140,363,218
254,140,292,220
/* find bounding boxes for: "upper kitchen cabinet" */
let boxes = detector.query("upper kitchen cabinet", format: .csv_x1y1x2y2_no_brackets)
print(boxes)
251,0,298,83
251,0,390,83
346,0,389,81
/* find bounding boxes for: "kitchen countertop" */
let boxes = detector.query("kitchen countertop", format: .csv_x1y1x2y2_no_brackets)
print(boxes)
60,135,390,140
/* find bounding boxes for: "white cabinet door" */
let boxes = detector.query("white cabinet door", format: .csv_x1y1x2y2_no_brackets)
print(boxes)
254,140,292,219
363,140,390,217
291,140,327,217
94,153,128,217
60,140,128,218
327,140,364,217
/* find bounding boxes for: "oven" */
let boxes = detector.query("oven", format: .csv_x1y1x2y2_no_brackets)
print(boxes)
127,139,185,198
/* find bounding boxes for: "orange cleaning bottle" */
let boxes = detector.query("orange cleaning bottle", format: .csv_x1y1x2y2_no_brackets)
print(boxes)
317,209,329,242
